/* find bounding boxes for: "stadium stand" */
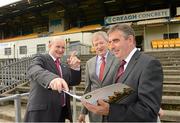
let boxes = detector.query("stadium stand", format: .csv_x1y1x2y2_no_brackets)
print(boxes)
52,24,102,36
1,0,180,122
0,33,38,43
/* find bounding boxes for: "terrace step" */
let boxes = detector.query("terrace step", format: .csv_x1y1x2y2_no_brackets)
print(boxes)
162,96,180,105
161,110,180,121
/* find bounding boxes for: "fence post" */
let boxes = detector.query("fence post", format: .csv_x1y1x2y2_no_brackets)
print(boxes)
14,94,21,122
73,86,77,122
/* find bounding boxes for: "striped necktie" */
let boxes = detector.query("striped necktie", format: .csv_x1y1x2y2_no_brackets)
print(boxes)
115,60,126,83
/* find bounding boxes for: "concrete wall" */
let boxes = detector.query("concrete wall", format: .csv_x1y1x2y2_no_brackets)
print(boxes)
0,32,93,59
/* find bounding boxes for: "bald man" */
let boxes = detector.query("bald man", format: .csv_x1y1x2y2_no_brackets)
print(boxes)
24,37,81,122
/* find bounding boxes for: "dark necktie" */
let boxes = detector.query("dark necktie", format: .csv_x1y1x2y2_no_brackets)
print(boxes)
115,60,126,83
99,56,106,81
55,59,62,77
55,58,66,107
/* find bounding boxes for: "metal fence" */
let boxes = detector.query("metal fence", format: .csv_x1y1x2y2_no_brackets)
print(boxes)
0,87,78,122
0,57,32,94
0,57,32,122
66,43,91,55
0,92,29,122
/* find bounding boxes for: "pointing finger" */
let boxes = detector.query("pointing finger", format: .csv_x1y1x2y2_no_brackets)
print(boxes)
70,51,77,58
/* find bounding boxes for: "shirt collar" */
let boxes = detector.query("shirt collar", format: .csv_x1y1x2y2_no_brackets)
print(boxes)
49,53,58,62
97,50,109,61
124,47,137,64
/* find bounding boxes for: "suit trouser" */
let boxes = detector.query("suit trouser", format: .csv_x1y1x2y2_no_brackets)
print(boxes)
59,106,66,122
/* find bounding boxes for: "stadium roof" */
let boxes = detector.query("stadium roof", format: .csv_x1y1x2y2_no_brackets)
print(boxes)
0,0,22,7
0,0,179,24
0,0,180,38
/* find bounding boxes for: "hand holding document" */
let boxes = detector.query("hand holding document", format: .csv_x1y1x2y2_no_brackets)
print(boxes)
63,83,134,105
62,89,81,100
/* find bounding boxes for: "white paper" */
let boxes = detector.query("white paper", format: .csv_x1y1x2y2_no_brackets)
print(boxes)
63,83,134,105
81,83,134,104
63,90,82,100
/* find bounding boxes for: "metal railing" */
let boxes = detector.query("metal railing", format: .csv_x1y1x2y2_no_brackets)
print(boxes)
0,57,32,93
0,92,29,122
66,43,92,55
0,87,78,122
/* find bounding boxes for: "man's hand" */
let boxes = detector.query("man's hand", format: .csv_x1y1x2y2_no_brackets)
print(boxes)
49,78,69,92
78,114,86,123
158,108,164,117
67,51,81,69
82,99,110,116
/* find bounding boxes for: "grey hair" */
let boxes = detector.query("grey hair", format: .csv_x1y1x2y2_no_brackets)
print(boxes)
92,31,108,42
50,36,64,44
107,24,135,39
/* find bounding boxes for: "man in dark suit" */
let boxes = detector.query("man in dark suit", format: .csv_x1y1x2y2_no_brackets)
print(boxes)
82,24,163,122
78,31,119,122
24,37,81,122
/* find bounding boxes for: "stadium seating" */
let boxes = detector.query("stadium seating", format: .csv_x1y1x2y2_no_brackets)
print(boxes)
169,39,175,48
163,39,169,48
52,24,102,36
157,40,164,48
151,40,158,48
0,33,38,43
175,39,180,47
151,38,180,49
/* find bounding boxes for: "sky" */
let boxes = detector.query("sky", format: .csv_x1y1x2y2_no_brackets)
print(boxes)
0,0,22,7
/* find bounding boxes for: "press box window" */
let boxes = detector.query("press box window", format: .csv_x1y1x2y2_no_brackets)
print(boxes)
4,48,11,55
37,44,46,54
19,46,27,54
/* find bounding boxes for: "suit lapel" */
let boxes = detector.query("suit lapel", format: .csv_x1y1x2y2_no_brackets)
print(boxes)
60,63,68,78
90,56,101,85
46,54,59,76
102,52,114,81
120,50,141,83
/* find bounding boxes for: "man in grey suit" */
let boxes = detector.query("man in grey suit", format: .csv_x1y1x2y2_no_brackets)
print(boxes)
78,31,119,122
82,24,163,122
24,37,81,122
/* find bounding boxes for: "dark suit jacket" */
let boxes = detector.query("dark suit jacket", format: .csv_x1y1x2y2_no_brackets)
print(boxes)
24,54,81,122
81,51,119,122
108,50,163,122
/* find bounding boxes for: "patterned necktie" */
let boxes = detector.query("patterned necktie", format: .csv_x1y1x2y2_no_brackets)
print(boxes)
55,58,66,107
115,60,126,83
99,56,106,81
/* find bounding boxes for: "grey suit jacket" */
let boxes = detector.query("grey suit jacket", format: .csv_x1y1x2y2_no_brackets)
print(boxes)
108,50,163,122
81,51,119,122
24,54,81,122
